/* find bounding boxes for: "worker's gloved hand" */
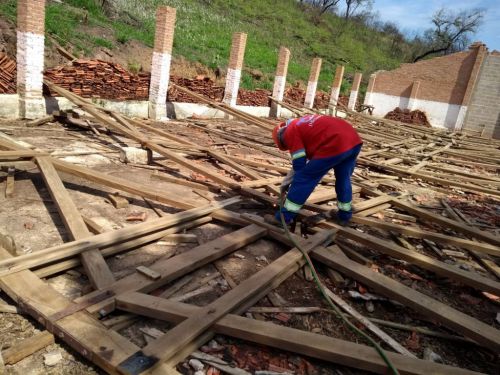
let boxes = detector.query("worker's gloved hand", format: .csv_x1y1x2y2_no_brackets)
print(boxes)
281,169,294,193
336,209,352,226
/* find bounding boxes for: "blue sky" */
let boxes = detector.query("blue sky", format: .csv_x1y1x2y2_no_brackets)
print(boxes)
369,0,500,50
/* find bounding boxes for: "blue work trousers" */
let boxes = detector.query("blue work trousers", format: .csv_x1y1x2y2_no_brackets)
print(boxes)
278,144,362,222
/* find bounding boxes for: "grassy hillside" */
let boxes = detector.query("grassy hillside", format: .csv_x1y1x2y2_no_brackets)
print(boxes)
0,0,411,94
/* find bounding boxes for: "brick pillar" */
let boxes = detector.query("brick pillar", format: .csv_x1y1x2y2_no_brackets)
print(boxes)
407,80,420,111
457,42,488,131
269,47,290,118
304,58,322,108
223,32,247,107
148,6,176,121
329,65,344,112
363,73,376,107
347,72,362,111
17,0,46,119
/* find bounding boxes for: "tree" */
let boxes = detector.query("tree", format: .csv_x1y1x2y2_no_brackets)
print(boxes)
413,8,484,62
344,0,372,20
315,0,342,15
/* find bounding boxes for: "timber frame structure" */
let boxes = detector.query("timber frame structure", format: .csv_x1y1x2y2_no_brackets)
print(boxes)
0,82,499,375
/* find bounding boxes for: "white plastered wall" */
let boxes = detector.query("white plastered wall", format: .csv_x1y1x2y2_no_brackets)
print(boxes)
370,92,466,130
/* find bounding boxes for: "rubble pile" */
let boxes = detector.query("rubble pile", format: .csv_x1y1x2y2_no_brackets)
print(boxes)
44,59,150,100
284,86,333,109
0,52,16,94
384,107,431,127
168,76,224,102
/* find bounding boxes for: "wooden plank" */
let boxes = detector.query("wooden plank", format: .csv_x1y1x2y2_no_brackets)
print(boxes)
107,192,129,208
151,171,219,192
441,199,500,280
208,150,280,195
136,266,161,280
390,198,500,246
35,156,115,290
0,247,140,374
353,195,393,212
116,292,482,375
0,150,46,160
321,286,416,357
0,197,240,277
351,216,500,256
311,246,500,352
1,331,55,364
320,221,500,295
34,217,212,278
117,231,333,374
79,224,267,316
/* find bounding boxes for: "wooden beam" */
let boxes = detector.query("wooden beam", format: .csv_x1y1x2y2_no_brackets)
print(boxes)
320,221,500,295
35,156,115,289
1,331,55,364
79,224,267,316
0,247,140,374
116,292,482,375
351,216,500,256
390,198,500,246
34,217,212,278
0,150,46,160
117,231,333,374
312,246,500,352
0,197,240,277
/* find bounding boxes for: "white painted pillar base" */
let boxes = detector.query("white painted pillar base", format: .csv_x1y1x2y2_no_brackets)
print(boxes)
363,92,373,107
454,105,468,132
329,87,340,109
348,91,358,111
148,51,172,120
17,31,46,119
270,75,286,118
304,81,318,109
223,68,242,107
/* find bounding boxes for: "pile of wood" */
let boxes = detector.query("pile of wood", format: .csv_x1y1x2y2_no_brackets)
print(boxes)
44,59,150,100
0,52,16,94
1,81,500,375
384,107,431,127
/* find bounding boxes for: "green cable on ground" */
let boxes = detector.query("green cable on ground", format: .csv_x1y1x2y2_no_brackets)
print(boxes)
278,191,400,375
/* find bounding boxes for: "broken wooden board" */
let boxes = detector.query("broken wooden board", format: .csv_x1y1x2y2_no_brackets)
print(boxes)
116,292,482,375
0,197,240,277
312,246,500,352
79,224,267,316
1,331,55,365
35,156,115,290
116,231,333,373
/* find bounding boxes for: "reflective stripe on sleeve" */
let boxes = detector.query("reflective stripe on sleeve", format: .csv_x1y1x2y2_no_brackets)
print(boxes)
284,198,302,213
291,149,306,160
337,201,352,211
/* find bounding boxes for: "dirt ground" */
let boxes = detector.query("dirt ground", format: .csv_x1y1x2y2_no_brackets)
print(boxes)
0,119,499,375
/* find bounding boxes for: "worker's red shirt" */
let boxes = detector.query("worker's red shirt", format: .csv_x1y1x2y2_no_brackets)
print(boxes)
283,115,362,160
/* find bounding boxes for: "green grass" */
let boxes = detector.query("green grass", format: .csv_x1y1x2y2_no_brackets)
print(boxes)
0,0,412,94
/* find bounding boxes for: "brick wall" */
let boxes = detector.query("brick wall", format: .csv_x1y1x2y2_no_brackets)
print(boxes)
373,47,481,105
462,51,500,139
17,0,46,34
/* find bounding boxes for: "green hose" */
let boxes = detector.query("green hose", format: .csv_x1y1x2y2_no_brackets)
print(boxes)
278,191,400,375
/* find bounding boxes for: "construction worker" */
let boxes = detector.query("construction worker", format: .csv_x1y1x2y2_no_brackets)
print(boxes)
271,114,362,225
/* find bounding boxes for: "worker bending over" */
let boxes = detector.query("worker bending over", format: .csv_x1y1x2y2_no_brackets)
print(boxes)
271,114,362,225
